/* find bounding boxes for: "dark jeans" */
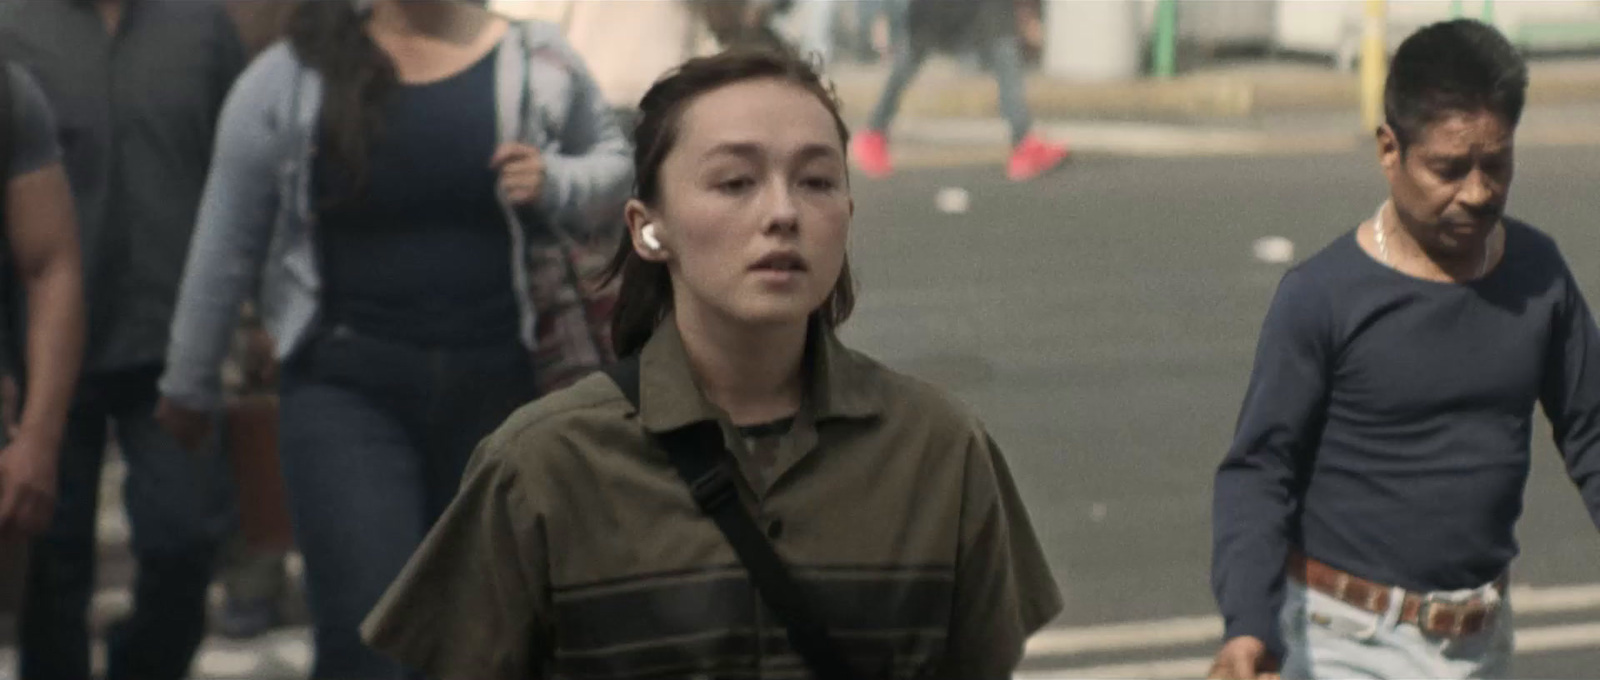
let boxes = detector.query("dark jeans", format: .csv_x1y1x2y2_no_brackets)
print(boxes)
21,366,233,680
279,325,537,679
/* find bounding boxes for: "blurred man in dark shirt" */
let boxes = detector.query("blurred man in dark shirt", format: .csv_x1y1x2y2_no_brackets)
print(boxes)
0,0,245,677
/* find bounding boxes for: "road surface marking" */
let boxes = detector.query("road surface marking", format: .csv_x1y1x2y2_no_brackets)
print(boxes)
1519,621,1600,653
1021,618,1600,679
1017,655,1212,680
1025,582,1600,657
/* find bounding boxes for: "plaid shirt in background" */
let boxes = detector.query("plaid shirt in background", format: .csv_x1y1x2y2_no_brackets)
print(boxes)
527,233,619,395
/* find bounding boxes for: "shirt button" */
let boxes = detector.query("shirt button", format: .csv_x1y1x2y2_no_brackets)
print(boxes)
766,519,784,540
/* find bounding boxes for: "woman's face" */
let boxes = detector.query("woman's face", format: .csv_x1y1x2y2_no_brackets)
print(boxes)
628,78,852,332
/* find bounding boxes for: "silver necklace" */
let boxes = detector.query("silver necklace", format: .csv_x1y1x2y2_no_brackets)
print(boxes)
1373,202,1494,279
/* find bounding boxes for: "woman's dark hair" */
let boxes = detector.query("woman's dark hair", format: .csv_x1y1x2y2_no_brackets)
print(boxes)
287,0,396,206
1384,19,1528,151
603,47,856,357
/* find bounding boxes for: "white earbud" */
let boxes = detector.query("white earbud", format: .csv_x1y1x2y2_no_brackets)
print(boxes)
641,224,663,251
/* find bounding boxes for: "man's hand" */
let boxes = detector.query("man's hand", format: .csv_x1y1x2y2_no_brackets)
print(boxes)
1208,636,1280,680
491,142,547,207
0,434,58,539
155,397,214,453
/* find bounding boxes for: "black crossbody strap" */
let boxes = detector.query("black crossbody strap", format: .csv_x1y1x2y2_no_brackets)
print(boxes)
603,356,862,680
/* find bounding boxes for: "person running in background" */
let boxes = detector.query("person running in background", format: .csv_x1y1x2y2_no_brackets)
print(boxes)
851,0,1067,181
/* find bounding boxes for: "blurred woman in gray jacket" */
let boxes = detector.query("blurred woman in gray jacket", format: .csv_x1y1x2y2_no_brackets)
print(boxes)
154,0,631,676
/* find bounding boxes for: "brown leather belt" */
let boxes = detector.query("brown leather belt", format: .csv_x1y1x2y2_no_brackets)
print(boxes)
1288,552,1505,638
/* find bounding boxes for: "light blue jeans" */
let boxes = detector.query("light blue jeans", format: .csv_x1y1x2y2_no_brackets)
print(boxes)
1279,578,1514,679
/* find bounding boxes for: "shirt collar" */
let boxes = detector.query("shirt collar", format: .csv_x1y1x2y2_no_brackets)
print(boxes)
636,316,884,434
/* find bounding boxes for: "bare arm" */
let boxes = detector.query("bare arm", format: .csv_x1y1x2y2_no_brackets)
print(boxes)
4,163,84,457
0,161,85,537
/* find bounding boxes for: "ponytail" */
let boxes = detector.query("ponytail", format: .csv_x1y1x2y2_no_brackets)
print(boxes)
287,0,396,208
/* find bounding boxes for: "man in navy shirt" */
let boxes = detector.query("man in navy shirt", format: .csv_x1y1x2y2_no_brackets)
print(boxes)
1210,19,1600,679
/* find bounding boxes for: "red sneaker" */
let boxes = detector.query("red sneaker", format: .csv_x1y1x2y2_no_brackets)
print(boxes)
851,130,893,179
1006,134,1069,181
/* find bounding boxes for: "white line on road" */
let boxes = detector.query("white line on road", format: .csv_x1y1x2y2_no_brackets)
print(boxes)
1025,615,1221,657
1519,621,1600,653
1019,619,1600,680
1024,581,1600,658
1506,582,1600,614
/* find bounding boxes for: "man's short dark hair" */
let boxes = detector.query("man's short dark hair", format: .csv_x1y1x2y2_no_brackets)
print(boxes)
1384,19,1528,149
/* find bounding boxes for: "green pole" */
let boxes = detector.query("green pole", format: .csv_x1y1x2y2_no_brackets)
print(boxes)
1152,0,1178,78
1481,0,1495,25
1451,0,1464,19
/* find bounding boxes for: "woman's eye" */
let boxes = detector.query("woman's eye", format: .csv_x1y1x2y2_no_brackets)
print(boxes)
802,177,838,191
717,177,755,193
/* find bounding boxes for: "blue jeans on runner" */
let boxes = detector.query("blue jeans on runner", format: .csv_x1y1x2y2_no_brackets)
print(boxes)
20,366,233,680
278,324,538,679
1279,577,1514,679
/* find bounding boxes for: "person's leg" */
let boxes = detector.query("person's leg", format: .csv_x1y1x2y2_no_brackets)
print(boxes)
217,392,293,639
422,344,537,521
18,397,108,680
279,336,430,679
216,529,288,639
853,0,923,177
864,0,926,134
107,370,233,680
980,34,1065,181
980,34,1034,146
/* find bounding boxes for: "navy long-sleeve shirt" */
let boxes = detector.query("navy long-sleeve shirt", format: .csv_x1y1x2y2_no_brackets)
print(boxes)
1213,219,1600,658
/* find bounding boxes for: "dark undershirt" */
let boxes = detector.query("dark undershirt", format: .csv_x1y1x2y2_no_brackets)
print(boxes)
315,46,520,348
736,417,796,440
735,416,797,496
1212,220,1600,657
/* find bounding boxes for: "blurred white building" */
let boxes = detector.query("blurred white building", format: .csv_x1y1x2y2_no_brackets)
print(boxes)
491,0,715,107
